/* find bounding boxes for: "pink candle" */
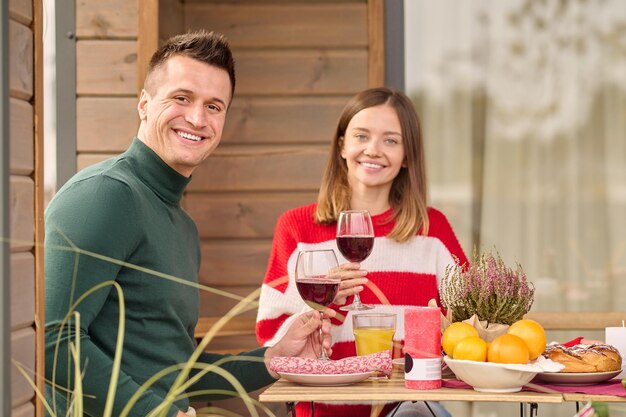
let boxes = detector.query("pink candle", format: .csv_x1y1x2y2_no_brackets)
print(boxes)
404,307,441,389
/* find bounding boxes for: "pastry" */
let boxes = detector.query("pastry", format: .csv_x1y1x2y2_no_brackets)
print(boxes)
542,343,622,373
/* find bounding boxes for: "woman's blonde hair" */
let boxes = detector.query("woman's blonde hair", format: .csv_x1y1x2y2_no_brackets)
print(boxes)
314,87,429,241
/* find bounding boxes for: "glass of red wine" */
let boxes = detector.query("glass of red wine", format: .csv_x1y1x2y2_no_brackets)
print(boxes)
295,249,341,360
336,210,374,311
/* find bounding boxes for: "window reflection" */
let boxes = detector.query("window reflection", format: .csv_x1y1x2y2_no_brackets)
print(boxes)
405,0,626,314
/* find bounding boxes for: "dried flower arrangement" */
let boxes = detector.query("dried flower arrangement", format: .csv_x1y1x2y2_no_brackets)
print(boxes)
440,249,535,326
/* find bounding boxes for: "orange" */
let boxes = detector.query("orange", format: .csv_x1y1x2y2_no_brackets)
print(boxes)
442,322,479,357
507,319,546,360
487,333,530,364
452,336,488,362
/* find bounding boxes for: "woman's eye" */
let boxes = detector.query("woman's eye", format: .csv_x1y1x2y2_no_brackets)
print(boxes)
355,134,367,141
385,138,399,145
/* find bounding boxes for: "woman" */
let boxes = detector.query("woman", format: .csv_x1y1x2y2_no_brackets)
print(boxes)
256,87,468,417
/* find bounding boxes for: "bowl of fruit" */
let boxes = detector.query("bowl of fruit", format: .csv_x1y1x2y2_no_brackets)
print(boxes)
443,356,540,393
442,319,560,392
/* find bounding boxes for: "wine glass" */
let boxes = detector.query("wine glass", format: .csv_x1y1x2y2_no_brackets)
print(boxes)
336,210,374,311
295,249,341,360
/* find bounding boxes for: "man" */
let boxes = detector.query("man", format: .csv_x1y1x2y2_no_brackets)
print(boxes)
44,31,333,417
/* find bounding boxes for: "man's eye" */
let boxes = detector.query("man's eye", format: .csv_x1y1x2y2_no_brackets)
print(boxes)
174,96,188,103
207,104,221,112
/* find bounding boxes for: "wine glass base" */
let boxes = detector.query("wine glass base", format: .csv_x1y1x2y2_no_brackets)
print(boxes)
340,302,374,311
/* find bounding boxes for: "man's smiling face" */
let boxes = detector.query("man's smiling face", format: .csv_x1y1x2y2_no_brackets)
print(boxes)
137,54,232,177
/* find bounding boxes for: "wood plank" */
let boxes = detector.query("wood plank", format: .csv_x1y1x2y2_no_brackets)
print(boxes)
187,192,316,239
199,240,272,286
76,153,115,171
9,176,34,252
79,146,329,191
524,312,626,330
76,0,138,38
188,145,328,192
76,40,138,96
10,252,35,330
200,334,260,354
9,98,34,175
235,49,367,95
138,0,159,95
8,0,32,26
260,378,563,403
76,97,138,152
33,0,46,411
9,20,33,100
198,285,260,319
184,4,366,48
223,96,346,145
159,0,184,44
11,328,36,407
186,0,363,3
367,0,385,87
12,402,34,417
195,316,257,339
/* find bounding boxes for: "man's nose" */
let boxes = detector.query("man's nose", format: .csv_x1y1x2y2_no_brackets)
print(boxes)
186,104,207,128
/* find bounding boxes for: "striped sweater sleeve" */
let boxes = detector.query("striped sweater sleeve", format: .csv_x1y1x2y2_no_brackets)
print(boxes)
256,209,309,346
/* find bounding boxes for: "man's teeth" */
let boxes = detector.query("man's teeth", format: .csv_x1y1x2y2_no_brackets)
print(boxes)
177,131,202,141
360,162,384,169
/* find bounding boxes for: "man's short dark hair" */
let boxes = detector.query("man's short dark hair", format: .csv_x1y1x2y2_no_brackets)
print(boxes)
145,30,235,97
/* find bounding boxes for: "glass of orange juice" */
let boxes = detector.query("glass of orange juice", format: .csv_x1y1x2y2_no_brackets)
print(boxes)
353,313,396,355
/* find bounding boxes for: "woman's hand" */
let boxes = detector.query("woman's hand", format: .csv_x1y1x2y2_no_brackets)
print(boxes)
332,263,368,306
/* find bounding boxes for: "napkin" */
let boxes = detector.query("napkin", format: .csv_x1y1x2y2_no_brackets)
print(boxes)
270,351,392,375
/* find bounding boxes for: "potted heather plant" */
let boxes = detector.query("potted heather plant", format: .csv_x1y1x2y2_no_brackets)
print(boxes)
439,249,535,341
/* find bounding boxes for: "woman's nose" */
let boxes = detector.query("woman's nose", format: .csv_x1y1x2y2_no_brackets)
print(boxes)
364,139,381,156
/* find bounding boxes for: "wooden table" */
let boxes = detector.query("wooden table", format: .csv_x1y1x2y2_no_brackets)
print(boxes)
260,376,625,417
260,377,562,417
259,377,562,404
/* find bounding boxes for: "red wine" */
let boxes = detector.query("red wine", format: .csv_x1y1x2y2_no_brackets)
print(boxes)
296,278,339,310
336,236,374,262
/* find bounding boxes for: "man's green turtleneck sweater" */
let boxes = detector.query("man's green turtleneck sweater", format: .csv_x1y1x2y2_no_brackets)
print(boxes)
45,138,275,417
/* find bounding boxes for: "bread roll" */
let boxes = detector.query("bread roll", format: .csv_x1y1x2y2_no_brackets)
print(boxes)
542,343,622,373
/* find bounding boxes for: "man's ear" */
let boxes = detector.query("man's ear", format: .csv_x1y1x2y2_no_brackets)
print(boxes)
137,89,150,121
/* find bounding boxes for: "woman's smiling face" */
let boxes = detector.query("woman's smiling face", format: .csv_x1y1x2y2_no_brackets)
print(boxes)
340,104,405,193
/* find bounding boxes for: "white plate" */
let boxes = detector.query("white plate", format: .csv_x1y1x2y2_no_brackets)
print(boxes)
535,370,621,385
277,371,372,386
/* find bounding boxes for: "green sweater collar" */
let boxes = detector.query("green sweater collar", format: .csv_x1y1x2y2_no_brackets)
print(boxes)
126,138,191,204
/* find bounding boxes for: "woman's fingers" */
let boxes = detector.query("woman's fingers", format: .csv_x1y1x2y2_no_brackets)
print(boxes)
333,278,367,305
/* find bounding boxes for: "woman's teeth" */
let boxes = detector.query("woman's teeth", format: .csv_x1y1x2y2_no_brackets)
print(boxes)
360,161,383,169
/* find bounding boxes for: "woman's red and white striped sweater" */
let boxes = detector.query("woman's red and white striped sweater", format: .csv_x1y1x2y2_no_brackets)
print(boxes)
256,204,468,417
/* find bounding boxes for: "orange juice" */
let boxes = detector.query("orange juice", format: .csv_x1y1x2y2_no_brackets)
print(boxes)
353,326,395,356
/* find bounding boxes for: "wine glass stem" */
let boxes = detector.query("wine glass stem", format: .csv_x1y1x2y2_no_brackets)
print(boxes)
319,312,329,360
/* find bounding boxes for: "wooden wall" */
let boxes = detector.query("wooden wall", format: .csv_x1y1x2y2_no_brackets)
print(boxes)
75,0,139,158
182,0,372,344
8,0,43,415
75,0,382,355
